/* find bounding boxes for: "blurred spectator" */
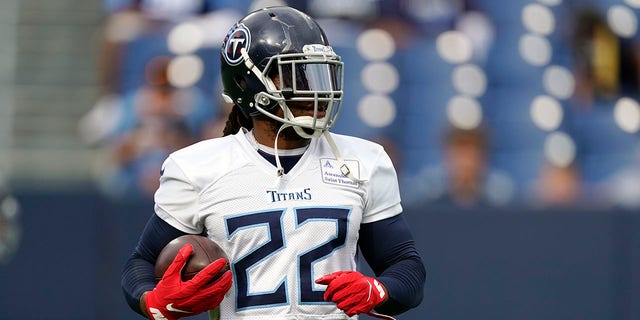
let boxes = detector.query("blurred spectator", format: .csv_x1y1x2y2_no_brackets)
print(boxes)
81,55,212,198
531,161,584,208
107,118,194,198
83,1,249,199
80,55,213,144
97,0,218,97
117,55,213,138
570,6,640,108
90,0,237,139
403,125,515,208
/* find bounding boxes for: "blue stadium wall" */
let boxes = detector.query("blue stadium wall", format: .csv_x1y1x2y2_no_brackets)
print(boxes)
0,190,638,320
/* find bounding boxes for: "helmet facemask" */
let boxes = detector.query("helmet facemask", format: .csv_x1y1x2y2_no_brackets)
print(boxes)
243,44,344,138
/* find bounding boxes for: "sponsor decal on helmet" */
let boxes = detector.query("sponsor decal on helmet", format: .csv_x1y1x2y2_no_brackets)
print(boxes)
223,23,251,66
302,44,335,55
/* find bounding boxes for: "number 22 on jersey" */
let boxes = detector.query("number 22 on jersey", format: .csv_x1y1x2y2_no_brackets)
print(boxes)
225,207,351,310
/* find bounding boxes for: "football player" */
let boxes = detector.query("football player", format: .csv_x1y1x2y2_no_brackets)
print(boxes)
122,6,425,320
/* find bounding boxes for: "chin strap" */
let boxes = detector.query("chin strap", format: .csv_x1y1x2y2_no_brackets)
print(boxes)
275,107,367,184
273,123,290,177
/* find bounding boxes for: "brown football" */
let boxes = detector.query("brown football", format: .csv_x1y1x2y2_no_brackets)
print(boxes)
154,234,229,282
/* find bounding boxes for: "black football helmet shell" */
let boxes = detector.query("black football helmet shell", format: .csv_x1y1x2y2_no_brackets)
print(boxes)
220,6,344,137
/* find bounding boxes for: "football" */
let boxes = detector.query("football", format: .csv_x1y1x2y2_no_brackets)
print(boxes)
154,234,229,282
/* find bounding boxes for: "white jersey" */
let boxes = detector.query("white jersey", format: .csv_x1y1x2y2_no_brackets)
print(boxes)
154,129,402,320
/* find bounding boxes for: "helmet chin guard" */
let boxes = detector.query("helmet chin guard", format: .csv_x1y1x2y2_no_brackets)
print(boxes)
283,111,326,139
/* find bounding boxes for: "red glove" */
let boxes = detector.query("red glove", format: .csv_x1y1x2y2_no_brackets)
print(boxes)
144,244,233,320
315,271,388,317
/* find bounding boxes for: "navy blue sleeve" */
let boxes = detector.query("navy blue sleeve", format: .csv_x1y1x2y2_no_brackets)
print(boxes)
121,213,190,316
358,214,426,315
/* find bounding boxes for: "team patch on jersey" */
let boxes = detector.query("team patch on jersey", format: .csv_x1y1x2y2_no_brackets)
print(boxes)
319,158,359,188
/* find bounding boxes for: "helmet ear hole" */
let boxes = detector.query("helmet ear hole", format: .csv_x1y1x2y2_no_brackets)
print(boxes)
234,75,248,91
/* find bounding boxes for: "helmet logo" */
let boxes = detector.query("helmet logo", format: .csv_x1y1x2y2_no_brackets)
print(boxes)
223,23,251,66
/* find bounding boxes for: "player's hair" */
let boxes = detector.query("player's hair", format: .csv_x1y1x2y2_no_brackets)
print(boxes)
223,105,254,136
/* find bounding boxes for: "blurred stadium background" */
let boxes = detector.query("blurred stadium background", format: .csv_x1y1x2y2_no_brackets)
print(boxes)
0,0,639,319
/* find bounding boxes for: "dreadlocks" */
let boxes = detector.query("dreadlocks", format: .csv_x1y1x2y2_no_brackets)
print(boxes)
223,105,254,136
